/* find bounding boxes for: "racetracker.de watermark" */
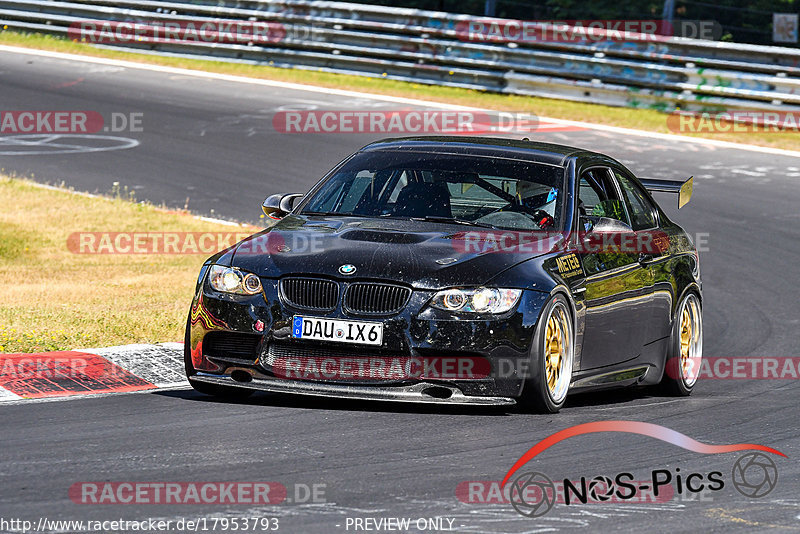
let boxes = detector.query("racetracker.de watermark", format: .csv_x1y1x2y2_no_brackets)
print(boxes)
455,19,720,43
451,229,704,254
67,20,311,44
0,357,97,379
456,478,673,505
667,111,800,133
270,355,490,381
0,111,142,134
0,517,279,533
272,110,539,134
69,481,326,505
65,232,326,255
667,357,800,380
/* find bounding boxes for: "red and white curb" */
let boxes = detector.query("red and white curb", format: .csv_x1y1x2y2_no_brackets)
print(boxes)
0,343,188,403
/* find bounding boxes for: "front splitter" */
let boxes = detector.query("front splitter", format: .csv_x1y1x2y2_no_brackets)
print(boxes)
192,371,516,406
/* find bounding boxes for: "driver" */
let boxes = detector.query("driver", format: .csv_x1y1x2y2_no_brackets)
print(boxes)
516,182,557,228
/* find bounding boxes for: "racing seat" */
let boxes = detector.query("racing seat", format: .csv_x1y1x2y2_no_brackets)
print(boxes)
392,181,452,218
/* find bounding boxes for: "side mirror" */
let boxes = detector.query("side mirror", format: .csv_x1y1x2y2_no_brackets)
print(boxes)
262,193,303,220
580,215,633,235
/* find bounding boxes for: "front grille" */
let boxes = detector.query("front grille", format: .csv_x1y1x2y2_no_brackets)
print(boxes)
344,283,411,314
280,278,338,310
203,331,261,363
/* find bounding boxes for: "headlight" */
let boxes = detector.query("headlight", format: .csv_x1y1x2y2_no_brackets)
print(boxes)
430,288,522,314
207,265,262,295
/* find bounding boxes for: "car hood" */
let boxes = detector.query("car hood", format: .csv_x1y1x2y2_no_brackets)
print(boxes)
230,215,563,289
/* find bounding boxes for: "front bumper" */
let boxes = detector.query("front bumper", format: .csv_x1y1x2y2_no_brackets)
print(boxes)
187,277,550,401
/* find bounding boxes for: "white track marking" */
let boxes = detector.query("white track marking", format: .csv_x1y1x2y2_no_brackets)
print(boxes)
0,133,139,155
21,179,252,227
2,44,799,158
0,386,23,402
0,384,190,405
86,342,188,388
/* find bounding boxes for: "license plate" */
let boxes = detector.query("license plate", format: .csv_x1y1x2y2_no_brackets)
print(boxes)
291,316,383,346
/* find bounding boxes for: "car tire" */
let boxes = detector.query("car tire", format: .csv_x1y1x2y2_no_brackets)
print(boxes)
659,292,702,396
183,316,254,400
519,294,574,413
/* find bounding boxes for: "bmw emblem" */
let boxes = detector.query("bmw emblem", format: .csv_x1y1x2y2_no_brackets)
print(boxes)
338,264,357,275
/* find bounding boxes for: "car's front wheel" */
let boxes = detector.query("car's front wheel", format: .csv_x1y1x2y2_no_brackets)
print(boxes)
660,291,702,396
519,294,574,413
183,316,254,400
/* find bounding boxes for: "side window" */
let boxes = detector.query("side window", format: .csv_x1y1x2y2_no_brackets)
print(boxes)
578,167,635,274
578,168,629,225
615,170,657,230
578,177,601,212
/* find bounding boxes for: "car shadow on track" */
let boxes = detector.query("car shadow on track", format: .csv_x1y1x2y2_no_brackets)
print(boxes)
564,386,680,409
154,385,677,415
154,388,513,416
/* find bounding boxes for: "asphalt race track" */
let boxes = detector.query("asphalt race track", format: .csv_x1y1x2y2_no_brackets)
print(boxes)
1,48,799,533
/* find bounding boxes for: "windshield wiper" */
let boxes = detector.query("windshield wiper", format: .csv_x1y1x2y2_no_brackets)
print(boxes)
302,212,500,230
410,215,499,229
301,211,344,216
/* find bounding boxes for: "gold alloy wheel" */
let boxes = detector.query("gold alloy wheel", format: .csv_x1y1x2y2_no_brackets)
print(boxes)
543,302,572,403
678,294,702,387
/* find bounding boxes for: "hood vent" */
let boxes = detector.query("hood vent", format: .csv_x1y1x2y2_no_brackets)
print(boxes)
340,229,425,244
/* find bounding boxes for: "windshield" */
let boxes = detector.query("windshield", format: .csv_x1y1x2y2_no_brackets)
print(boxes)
299,150,565,231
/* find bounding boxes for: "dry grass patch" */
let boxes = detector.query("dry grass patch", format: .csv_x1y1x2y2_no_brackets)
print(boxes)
0,176,258,353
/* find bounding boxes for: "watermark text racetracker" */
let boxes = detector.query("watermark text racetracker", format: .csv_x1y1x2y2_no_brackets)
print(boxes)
69,19,312,45
72,482,281,505
0,356,109,379
67,232,323,255
0,517,280,533
456,19,721,43
69,481,325,505
451,230,710,254
270,354,490,381
458,477,674,506
0,111,143,134
273,110,539,134
667,111,800,133
666,356,800,381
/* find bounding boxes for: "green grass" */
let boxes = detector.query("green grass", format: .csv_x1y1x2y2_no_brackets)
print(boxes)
2,29,798,151
0,176,258,353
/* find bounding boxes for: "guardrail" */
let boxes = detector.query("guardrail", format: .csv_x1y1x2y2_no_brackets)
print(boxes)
1,0,799,117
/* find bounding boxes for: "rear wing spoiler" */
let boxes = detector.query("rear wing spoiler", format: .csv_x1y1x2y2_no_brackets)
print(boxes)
640,176,693,209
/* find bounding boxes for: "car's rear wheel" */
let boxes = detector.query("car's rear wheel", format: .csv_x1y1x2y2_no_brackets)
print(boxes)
660,292,702,396
183,316,254,399
519,294,574,413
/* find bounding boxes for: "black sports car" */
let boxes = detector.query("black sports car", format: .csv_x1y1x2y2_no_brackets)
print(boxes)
185,137,702,413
